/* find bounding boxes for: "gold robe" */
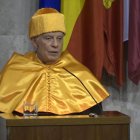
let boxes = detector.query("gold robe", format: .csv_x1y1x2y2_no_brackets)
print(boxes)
0,51,109,115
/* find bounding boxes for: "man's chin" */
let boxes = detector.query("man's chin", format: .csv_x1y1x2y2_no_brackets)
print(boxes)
47,57,60,64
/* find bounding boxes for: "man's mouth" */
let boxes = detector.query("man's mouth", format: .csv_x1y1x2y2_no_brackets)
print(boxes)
49,51,59,55
49,51,58,53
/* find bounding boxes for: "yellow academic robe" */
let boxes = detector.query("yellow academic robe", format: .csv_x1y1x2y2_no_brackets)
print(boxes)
0,51,109,115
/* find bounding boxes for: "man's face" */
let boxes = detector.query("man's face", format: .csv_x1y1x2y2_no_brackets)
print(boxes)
34,32,64,64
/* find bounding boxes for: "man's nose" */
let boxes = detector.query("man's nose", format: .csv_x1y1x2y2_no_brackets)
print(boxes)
52,38,58,47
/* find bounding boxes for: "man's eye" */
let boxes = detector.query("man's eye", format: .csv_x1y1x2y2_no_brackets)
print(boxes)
43,36,52,40
57,37,63,40
46,37,51,40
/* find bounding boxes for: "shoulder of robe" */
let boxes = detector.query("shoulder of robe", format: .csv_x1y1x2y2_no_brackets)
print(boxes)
0,51,38,74
63,50,93,74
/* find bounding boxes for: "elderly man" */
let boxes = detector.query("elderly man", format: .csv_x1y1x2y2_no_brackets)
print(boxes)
0,8,109,115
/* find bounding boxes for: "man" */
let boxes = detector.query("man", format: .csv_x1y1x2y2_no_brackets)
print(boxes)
0,8,109,115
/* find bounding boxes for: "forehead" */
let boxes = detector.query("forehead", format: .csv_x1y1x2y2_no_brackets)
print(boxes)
40,32,64,37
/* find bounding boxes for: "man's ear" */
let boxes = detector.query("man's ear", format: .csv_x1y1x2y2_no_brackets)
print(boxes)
31,38,38,49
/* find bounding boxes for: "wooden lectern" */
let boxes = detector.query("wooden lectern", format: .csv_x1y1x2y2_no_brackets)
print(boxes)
0,111,130,140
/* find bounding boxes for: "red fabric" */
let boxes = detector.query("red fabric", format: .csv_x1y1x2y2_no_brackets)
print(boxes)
68,0,124,86
128,0,140,84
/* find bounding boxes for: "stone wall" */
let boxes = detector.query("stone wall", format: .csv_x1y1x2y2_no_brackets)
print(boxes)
0,0,38,68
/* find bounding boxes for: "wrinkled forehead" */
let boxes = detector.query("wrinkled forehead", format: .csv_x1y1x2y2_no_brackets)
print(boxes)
39,32,65,38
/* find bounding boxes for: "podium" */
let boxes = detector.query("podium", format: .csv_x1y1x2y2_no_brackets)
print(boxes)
0,111,130,140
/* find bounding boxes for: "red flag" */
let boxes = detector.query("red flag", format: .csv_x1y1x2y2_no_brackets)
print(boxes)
128,0,140,85
68,0,124,86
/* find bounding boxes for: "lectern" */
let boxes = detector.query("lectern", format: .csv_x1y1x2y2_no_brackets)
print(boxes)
0,111,130,140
